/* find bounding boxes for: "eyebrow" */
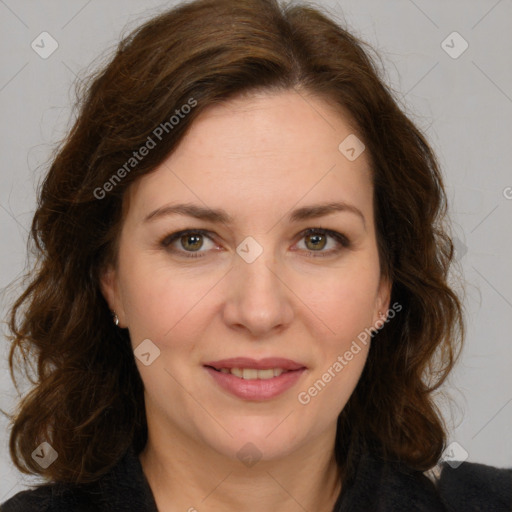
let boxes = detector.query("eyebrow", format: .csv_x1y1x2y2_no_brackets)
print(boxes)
144,201,366,229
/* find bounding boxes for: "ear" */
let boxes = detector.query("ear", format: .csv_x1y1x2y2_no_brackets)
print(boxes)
373,274,392,325
99,265,126,328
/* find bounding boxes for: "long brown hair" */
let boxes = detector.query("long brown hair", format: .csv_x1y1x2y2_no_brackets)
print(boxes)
3,0,464,485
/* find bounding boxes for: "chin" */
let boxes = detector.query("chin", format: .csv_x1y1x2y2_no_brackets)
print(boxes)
200,422,303,463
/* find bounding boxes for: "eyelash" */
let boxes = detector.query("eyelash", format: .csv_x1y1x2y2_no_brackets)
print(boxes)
159,228,351,259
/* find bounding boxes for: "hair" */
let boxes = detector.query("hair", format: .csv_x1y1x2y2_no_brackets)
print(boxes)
3,0,464,488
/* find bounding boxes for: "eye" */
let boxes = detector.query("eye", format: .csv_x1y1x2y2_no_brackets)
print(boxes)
160,229,217,258
294,228,351,257
160,228,350,259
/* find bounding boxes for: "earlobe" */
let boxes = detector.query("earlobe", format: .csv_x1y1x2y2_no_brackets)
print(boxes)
99,266,124,326
99,266,115,308
375,275,392,323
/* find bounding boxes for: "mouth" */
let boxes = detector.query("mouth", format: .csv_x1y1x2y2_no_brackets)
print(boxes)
203,357,307,401
204,366,300,379
204,356,306,370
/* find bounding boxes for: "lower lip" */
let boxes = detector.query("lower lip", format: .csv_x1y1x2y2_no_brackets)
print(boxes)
204,366,306,401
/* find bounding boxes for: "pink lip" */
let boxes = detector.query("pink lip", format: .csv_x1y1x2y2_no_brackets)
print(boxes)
203,357,306,371
204,366,306,401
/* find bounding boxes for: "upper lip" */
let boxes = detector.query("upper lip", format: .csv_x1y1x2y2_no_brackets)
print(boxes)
204,357,306,371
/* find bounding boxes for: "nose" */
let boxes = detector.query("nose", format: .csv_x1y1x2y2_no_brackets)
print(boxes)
221,242,294,339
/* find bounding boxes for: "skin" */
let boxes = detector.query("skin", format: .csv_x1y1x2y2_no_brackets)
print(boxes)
101,89,391,512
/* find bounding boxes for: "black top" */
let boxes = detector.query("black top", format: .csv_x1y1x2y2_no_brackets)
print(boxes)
1,446,511,511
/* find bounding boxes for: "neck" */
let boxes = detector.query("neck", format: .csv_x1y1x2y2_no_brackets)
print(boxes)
139,428,342,512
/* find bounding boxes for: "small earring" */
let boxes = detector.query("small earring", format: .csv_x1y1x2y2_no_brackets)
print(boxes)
112,311,119,326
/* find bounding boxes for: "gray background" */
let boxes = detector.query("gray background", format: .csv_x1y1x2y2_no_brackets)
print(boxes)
1,0,511,500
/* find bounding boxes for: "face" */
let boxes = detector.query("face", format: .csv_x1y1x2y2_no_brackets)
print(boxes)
101,89,391,464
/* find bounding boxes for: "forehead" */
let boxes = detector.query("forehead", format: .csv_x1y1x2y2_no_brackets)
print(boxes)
172,89,364,167
125,90,373,226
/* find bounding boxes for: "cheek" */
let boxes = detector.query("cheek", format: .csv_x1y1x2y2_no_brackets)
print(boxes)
298,261,380,340
117,251,219,345
297,333,370,430
297,283,373,419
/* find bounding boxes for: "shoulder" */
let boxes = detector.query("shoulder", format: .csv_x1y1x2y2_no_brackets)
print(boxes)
0,445,158,512
337,451,511,511
0,483,96,512
0,484,53,512
433,460,512,511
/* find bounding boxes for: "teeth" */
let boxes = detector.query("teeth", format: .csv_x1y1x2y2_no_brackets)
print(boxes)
218,367,286,379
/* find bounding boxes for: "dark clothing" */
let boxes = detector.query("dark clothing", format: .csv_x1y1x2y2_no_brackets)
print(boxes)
1,446,511,511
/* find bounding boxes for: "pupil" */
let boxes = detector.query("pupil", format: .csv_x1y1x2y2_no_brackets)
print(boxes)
180,233,326,252
183,234,202,251
307,234,325,250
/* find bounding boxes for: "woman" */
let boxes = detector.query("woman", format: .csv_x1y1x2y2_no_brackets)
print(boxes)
1,0,510,510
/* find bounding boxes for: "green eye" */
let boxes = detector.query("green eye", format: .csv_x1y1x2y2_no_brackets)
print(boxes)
160,228,350,259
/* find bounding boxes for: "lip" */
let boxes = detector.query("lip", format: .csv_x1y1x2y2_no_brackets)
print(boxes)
203,357,306,371
204,366,307,401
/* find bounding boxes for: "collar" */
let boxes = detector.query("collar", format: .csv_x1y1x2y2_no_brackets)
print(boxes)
77,445,444,511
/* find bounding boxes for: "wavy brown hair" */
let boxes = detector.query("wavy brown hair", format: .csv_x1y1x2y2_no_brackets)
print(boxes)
3,0,464,486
